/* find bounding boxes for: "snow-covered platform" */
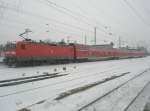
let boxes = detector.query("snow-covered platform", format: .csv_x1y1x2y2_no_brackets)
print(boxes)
0,57,150,111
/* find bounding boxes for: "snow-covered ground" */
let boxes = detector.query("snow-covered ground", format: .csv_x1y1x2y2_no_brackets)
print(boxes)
0,57,150,111
80,68,150,111
127,81,150,111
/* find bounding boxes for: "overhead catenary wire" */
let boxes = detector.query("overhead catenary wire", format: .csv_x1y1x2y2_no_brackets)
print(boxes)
0,1,115,44
122,0,150,29
0,1,5,20
1,17,112,44
0,66,120,98
133,0,150,19
40,0,98,26
0,3,95,43
36,0,112,34
1,16,93,36
0,19,88,42
36,0,95,28
36,0,120,44
0,4,94,33
85,0,118,35
3,0,149,46
86,0,150,43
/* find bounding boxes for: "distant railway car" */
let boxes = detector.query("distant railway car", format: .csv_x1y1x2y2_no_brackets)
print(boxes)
70,44,89,61
88,49,118,61
88,44,117,61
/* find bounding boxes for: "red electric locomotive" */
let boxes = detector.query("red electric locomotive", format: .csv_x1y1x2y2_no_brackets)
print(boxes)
4,40,75,66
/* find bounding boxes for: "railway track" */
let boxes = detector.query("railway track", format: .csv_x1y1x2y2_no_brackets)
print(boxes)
123,81,150,111
0,65,123,98
0,72,68,87
19,67,150,111
55,72,130,100
0,60,120,81
14,67,128,111
78,67,150,111
0,58,149,111
17,71,131,111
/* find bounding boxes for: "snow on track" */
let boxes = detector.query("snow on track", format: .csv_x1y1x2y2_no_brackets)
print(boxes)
0,57,150,111
126,79,150,111
79,68,150,111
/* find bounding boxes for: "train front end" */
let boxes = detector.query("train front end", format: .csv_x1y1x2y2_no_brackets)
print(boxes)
4,42,17,66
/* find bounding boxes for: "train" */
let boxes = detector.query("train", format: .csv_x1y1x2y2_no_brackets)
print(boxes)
3,40,148,66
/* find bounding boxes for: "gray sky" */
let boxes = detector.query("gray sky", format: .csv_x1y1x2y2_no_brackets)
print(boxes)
0,0,150,48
